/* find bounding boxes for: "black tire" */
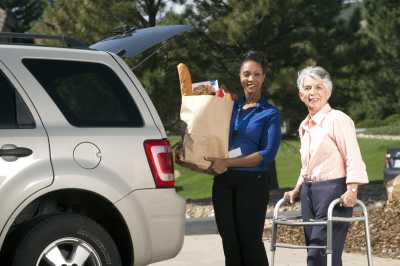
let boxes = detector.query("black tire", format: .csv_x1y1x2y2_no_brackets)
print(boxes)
11,213,122,266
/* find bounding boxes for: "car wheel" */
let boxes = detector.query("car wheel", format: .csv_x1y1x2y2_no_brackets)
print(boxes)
11,213,122,266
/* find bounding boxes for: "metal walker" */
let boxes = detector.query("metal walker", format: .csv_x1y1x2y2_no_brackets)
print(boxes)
270,198,374,266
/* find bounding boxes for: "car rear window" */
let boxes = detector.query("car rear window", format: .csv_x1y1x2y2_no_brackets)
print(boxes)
0,70,35,129
23,59,144,127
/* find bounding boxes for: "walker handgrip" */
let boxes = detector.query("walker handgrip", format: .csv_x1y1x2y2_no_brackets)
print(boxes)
327,198,368,219
327,198,343,219
273,198,291,220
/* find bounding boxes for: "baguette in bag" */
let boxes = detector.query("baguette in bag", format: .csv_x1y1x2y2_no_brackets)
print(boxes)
177,63,193,96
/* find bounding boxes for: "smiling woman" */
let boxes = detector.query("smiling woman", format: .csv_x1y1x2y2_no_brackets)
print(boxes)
205,51,281,266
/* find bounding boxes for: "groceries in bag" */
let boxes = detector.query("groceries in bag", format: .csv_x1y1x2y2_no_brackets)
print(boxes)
177,63,226,97
176,63,234,172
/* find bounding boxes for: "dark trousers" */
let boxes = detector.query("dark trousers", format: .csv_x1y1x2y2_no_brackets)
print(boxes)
212,170,269,266
300,178,353,266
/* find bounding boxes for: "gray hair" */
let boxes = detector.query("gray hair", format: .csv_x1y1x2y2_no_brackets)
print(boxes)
297,66,333,91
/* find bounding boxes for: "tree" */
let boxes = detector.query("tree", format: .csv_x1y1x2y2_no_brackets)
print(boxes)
30,0,184,43
32,0,141,43
336,0,400,122
362,0,399,69
182,0,351,133
355,0,400,120
0,0,48,32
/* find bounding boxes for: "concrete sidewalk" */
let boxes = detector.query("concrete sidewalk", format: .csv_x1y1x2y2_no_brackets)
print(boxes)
151,234,398,266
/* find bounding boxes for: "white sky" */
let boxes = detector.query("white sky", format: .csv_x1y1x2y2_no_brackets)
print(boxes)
165,0,194,14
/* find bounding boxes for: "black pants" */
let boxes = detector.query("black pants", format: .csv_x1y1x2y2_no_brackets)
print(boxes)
212,170,269,266
300,178,353,266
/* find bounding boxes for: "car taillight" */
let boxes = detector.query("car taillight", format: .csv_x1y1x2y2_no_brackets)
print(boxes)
144,139,175,188
385,153,391,168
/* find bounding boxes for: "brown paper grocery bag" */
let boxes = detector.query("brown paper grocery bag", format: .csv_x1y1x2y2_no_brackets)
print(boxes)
179,94,234,171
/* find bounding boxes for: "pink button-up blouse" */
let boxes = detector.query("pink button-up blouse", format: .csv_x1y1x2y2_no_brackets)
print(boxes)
295,104,369,188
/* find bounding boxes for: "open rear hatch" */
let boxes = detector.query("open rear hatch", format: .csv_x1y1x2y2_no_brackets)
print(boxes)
90,24,192,58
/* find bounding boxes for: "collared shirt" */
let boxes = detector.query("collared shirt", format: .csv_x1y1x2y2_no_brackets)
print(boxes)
229,96,281,172
296,104,369,187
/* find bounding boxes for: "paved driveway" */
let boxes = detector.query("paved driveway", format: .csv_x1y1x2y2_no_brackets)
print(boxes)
151,218,399,266
151,234,398,266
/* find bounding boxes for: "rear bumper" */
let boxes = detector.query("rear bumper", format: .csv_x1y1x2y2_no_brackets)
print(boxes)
115,189,185,266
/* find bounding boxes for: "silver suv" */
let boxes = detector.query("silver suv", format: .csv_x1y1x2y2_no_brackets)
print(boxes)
0,27,188,266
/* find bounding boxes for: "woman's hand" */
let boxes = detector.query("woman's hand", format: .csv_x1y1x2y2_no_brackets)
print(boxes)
283,189,300,204
340,189,357,207
204,157,228,174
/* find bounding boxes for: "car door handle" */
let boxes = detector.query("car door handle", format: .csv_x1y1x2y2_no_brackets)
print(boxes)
0,146,33,158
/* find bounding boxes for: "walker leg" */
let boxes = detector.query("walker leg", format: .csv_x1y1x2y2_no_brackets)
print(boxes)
327,218,333,266
327,253,332,266
270,222,277,266
271,250,275,266
364,213,374,266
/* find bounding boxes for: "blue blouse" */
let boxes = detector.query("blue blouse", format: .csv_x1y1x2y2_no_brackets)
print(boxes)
228,96,281,172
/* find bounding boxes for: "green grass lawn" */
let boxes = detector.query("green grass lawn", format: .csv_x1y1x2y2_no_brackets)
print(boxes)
170,136,400,200
275,139,301,188
358,138,400,181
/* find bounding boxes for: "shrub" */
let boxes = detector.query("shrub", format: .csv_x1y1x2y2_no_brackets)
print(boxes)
383,114,400,125
356,119,386,128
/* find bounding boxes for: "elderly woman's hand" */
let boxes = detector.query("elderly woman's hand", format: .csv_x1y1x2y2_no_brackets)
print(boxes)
283,189,300,204
340,189,357,207
204,157,228,174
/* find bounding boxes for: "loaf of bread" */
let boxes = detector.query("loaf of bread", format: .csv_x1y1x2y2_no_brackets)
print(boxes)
192,84,213,95
177,63,192,96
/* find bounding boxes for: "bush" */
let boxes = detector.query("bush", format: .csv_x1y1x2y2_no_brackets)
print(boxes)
356,119,386,128
383,114,400,125
356,114,400,128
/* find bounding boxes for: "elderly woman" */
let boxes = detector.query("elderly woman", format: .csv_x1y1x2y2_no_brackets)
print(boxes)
284,66,369,266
